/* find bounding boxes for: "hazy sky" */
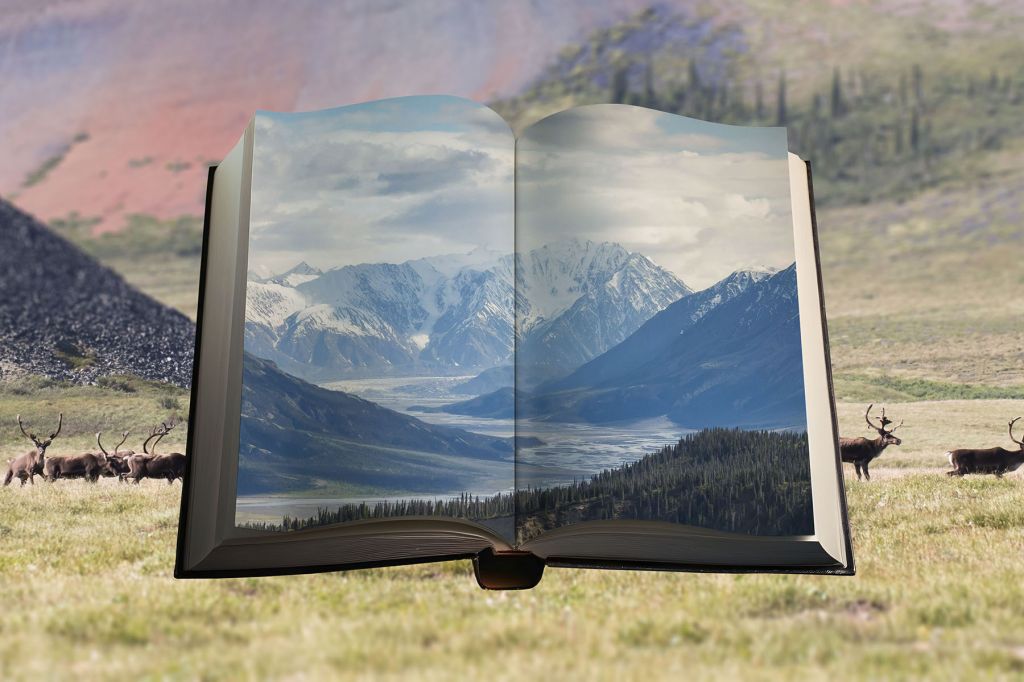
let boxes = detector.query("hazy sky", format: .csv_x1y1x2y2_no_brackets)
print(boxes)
249,97,794,291
517,105,794,289
248,95,514,276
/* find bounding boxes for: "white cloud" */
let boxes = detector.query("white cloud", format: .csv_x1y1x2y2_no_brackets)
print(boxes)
515,106,794,289
247,97,514,275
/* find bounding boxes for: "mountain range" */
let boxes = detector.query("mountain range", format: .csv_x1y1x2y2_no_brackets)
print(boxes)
521,264,805,429
244,239,689,383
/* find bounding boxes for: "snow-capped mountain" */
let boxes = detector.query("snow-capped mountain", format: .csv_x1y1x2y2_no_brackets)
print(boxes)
537,266,776,393
524,264,805,429
515,239,691,387
244,254,514,381
269,261,323,287
243,239,689,382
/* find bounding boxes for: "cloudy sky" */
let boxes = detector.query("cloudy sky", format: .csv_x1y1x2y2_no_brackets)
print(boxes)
517,105,794,289
248,95,514,276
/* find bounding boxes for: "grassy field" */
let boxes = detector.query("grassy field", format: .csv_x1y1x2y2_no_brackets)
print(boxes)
2,397,1022,680
0,376,189,460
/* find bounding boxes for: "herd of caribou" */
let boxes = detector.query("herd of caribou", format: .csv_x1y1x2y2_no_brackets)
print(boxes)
3,404,1023,489
840,404,1024,480
3,413,186,487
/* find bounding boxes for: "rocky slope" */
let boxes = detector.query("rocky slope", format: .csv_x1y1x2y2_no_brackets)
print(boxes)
0,200,195,386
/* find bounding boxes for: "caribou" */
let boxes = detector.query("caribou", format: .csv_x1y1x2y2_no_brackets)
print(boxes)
4,413,62,486
946,417,1024,477
44,437,114,482
839,404,903,481
96,431,133,480
124,420,186,484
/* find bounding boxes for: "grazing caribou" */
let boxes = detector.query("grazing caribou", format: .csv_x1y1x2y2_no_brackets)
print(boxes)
96,431,133,480
124,421,186,484
946,417,1024,477
44,449,111,482
839,404,903,481
4,413,62,486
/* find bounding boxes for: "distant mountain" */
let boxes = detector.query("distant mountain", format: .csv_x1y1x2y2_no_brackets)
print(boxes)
244,239,688,383
268,261,322,287
516,239,691,387
244,252,514,381
522,265,805,429
454,365,514,395
410,386,516,420
540,267,774,392
238,354,513,495
0,200,195,385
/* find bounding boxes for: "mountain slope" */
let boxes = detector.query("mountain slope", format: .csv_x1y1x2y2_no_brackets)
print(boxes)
516,244,691,387
409,386,516,420
522,265,805,429
454,365,514,395
237,354,513,495
542,268,774,392
0,200,195,385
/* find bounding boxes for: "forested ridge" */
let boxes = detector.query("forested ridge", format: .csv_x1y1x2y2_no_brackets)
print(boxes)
516,428,813,542
248,428,813,539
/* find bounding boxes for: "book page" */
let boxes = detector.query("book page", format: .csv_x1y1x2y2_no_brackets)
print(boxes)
513,105,813,544
233,96,516,543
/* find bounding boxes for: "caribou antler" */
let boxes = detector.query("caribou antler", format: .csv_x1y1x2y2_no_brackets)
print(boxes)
49,413,63,440
143,421,177,455
151,420,178,455
864,404,883,431
115,431,130,455
142,424,165,455
887,418,904,434
16,415,36,443
1009,417,1023,448
96,432,109,457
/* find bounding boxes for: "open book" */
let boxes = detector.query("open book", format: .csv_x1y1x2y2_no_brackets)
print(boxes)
176,96,853,587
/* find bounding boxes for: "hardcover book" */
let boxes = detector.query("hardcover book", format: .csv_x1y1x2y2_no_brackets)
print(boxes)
175,95,853,588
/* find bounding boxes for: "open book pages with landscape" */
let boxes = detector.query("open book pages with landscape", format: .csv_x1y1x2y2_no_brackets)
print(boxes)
176,95,852,578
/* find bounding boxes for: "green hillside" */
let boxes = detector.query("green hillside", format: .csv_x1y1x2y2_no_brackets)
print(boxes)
491,4,1024,400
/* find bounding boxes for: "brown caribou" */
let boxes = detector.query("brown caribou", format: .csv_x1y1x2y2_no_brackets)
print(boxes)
946,417,1024,477
96,431,133,480
44,445,111,482
124,420,186,484
839,404,903,481
4,413,62,486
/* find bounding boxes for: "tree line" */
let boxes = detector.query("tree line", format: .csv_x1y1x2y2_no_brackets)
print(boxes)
248,428,814,540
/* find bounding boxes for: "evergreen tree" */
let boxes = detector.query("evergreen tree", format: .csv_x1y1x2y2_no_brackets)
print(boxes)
611,64,629,104
776,70,787,126
831,66,846,117
912,64,924,103
910,108,920,153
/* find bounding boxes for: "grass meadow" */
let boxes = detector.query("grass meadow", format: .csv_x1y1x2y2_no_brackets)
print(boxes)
1,395,1022,680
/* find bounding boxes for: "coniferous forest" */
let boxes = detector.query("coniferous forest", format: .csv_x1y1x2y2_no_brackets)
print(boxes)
248,428,814,540
514,428,813,542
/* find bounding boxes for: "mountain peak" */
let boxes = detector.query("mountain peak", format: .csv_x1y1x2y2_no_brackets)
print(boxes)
268,261,324,287
282,261,322,277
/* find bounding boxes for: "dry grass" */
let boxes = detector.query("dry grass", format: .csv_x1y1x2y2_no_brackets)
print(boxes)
0,399,1022,680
